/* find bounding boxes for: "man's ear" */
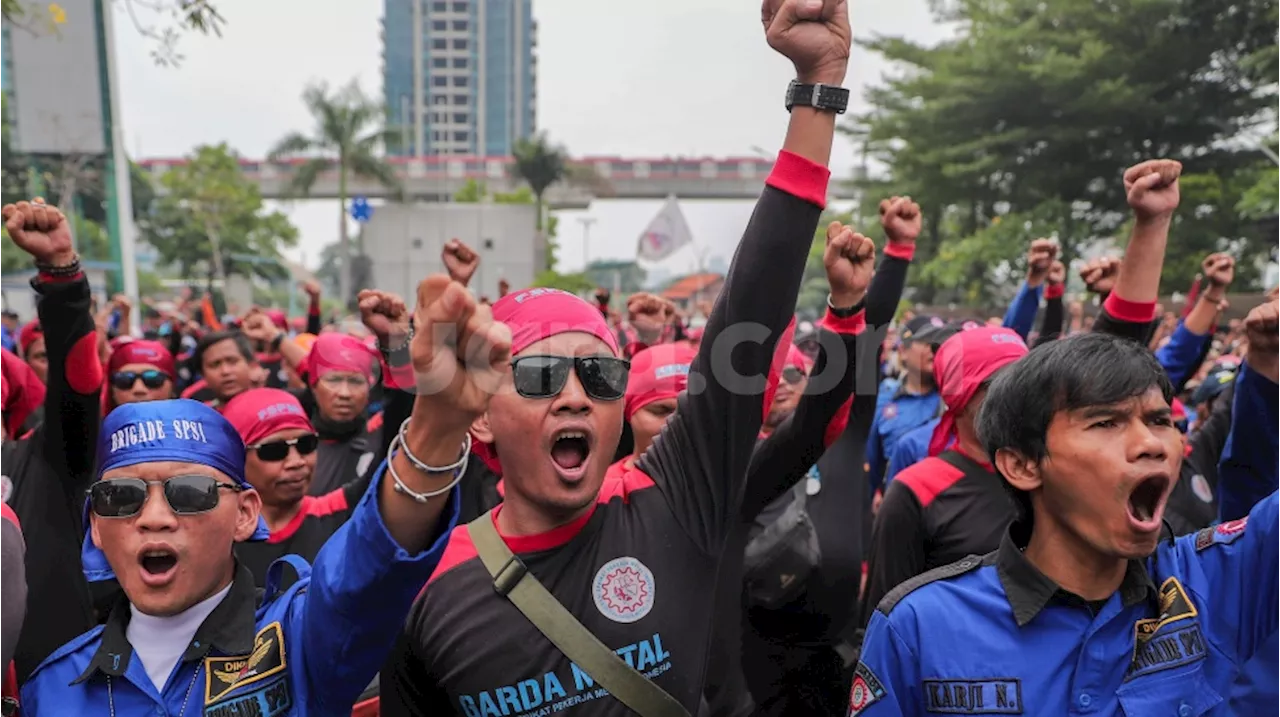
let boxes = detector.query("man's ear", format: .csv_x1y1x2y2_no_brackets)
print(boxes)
90,513,103,549
233,489,263,542
995,448,1042,493
469,413,494,444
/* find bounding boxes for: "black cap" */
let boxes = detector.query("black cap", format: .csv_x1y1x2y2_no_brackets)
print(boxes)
901,315,949,345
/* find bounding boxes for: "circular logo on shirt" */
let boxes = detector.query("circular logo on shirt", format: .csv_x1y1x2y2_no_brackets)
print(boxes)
356,451,375,478
881,403,898,420
1217,518,1248,536
592,556,655,624
1190,474,1213,503
1,475,10,503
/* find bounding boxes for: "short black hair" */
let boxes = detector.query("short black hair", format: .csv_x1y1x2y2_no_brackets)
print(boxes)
193,331,256,373
977,333,1173,519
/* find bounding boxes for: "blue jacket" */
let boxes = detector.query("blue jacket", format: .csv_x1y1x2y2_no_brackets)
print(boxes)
884,419,940,485
1218,362,1279,522
1155,321,1213,390
851,491,1278,717
1001,282,1041,341
21,463,459,716
865,381,941,493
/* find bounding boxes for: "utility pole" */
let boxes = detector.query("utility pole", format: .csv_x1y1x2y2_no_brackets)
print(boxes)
578,216,597,274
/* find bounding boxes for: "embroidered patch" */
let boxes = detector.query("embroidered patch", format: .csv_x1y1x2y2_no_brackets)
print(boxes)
204,622,287,704
1127,578,1205,679
921,679,1023,714
204,675,291,716
1195,517,1248,551
1189,474,1213,503
849,662,886,716
881,403,898,420
592,557,655,623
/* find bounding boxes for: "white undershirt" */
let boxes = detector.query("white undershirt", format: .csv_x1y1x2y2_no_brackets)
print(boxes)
127,582,233,692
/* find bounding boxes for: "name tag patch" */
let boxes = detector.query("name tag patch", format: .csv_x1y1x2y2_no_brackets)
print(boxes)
204,622,287,704
1128,578,1206,679
922,679,1022,714
204,676,291,717
848,662,886,716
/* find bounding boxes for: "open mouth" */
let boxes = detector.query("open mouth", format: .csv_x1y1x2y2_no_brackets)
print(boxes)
1126,474,1170,528
139,547,178,585
550,430,591,478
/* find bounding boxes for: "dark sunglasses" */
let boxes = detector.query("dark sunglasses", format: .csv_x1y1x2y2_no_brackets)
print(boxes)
250,434,320,462
111,369,168,390
510,355,630,401
781,366,807,384
89,475,243,518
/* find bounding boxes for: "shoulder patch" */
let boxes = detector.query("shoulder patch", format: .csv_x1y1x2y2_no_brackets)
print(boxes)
848,662,887,716
1194,517,1248,551
878,553,986,615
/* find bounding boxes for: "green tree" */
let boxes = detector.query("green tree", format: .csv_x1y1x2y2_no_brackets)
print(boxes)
584,260,647,294
3,0,225,66
268,80,401,308
531,269,594,294
140,143,298,286
511,133,566,239
857,0,1278,303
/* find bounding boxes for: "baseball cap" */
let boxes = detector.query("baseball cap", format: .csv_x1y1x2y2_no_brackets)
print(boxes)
1191,363,1238,406
900,315,947,345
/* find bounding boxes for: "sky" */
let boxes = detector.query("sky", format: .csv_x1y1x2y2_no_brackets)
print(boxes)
113,0,951,278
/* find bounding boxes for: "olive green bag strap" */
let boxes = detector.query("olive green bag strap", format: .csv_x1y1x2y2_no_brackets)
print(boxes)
466,514,690,717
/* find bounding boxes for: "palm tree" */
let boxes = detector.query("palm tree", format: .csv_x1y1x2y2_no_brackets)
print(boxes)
511,133,567,234
268,80,401,308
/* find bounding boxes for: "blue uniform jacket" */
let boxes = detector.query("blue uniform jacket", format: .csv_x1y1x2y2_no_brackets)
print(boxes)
1001,282,1041,341
852,491,1278,716
21,462,460,716
884,418,940,486
1218,361,1279,522
1154,321,1212,390
865,381,941,493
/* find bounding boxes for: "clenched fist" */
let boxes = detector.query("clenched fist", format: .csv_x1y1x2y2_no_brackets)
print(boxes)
1080,256,1120,296
357,289,411,346
762,0,851,86
627,292,670,341
409,275,512,429
823,221,875,308
442,239,480,287
1025,239,1058,286
1201,253,1235,290
2,198,75,266
1243,299,1279,383
1047,261,1066,287
879,196,921,247
1124,159,1182,223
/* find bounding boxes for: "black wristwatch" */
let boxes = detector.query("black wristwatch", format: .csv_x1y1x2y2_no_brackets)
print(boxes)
827,294,863,319
786,80,850,114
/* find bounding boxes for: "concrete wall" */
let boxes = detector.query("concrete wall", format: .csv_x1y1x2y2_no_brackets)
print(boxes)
362,202,538,301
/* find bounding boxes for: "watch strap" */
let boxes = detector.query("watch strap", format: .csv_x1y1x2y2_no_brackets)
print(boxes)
786,81,850,114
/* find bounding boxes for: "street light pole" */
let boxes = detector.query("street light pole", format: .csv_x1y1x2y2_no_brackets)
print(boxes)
578,216,597,273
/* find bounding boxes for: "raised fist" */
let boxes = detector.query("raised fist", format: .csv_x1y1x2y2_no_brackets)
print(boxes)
409,275,512,427
1026,239,1058,284
112,293,134,312
1124,159,1182,223
1080,255,1120,296
442,239,480,287
823,221,875,308
1047,261,1066,286
594,287,611,307
1243,298,1279,382
357,289,411,345
761,0,851,85
301,280,322,300
627,292,669,341
2,198,75,266
240,311,281,343
879,196,922,247
1201,253,1235,289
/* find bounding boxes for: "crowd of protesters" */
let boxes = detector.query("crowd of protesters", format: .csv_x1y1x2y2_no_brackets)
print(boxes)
0,1,1276,715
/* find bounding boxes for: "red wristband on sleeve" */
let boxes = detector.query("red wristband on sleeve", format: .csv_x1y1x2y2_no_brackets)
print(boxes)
37,271,84,284
1044,283,1065,300
1104,292,1157,323
882,242,916,262
818,308,866,335
765,150,831,209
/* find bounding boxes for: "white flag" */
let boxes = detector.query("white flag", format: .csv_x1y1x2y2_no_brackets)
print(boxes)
636,195,693,262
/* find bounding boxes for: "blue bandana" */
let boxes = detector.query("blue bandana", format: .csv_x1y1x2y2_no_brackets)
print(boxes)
82,399,270,583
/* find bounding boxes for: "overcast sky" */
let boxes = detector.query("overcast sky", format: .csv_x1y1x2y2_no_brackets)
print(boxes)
113,0,950,277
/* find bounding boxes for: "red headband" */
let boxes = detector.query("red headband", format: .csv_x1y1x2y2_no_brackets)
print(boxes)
928,327,1028,456
624,343,697,421
492,288,619,356
1,349,44,437
107,340,176,379
307,333,377,386
223,387,315,447
265,309,288,330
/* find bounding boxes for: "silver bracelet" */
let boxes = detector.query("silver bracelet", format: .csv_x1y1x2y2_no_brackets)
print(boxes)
387,433,467,503
396,417,471,474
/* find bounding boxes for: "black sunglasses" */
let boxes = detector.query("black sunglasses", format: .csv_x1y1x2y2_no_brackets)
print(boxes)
249,434,320,462
111,369,168,390
89,475,243,518
781,366,807,385
510,355,630,401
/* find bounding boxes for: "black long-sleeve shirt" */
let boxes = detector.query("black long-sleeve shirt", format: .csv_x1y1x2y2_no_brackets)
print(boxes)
5,273,102,681
379,151,829,716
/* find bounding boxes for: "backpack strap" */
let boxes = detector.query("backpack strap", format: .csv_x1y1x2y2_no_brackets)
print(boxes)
262,555,313,605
